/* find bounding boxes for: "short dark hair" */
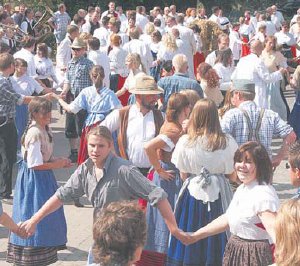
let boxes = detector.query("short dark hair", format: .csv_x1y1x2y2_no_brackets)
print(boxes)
289,141,300,169
88,37,100,50
0,53,14,71
212,6,220,14
14,58,28,68
234,141,273,184
93,201,146,265
102,16,110,26
0,42,10,54
162,60,173,72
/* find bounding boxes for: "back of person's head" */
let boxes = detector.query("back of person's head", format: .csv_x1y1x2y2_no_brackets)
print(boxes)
180,89,201,110
189,24,201,34
110,33,121,47
188,99,226,151
162,33,177,52
215,48,233,67
172,54,188,73
136,6,143,14
151,30,162,42
212,6,220,14
166,93,190,123
88,6,95,14
67,25,79,35
234,141,273,184
88,37,100,50
197,62,220,88
129,28,140,39
275,199,300,266
153,18,161,27
145,22,155,35
162,60,173,73
176,14,184,24
22,36,36,49
93,201,146,266
102,16,110,27
219,89,234,118
0,53,14,71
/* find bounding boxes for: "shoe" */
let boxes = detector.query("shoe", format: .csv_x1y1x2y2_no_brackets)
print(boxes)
74,199,84,208
69,151,78,163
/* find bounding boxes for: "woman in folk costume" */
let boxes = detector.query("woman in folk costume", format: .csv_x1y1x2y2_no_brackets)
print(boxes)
54,65,121,165
167,99,238,266
137,93,191,266
7,98,71,265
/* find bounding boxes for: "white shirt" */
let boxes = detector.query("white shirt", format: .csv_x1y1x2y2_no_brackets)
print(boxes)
20,18,34,34
205,50,217,66
14,48,36,78
11,74,43,96
135,13,149,32
209,14,220,27
34,56,58,83
123,39,153,74
213,63,234,91
275,31,297,46
157,45,180,62
229,29,242,60
56,35,72,69
108,47,128,76
87,50,110,88
93,27,110,48
226,180,279,242
231,53,283,108
101,104,157,168
118,13,128,33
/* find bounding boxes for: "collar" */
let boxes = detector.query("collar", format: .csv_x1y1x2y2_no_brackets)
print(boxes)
238,100,255,108
103,152,114,171
174,72,189,77
131,104,152,116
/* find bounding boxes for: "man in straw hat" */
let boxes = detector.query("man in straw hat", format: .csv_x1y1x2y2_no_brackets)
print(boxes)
60,37,93,207
221,79,296,168
101,73,164,177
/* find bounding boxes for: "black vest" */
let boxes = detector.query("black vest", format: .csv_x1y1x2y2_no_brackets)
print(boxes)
23,19,35,37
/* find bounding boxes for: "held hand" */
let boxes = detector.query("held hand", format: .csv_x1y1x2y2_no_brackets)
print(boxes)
42,93,55,101
16,222,29,238
271,154,281,169
60,91,67,100
157,168,175,181
279,68,287,75
20,219,37,237
172,228,195,245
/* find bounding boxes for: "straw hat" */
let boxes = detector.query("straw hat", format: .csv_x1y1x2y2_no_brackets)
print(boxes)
128,73,163,95
70,37,86,49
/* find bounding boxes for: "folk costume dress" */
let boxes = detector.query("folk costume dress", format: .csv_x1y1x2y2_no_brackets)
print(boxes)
167,134,238,266
7,122,67,266
71,85,121,165
138,121,183,266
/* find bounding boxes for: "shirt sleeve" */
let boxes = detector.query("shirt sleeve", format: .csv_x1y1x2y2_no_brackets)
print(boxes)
26,141,44,168
55,165,86,202
272,111,293,138
100,109,120,132
31,78,44,94
253,186,279,214
120,165,168,206
68,90,86,114
157,134,175,152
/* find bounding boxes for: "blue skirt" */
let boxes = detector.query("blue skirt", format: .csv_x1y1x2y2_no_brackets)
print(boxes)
15,104,28,150
289,92,300,139
145,161,182,254
10,161,67,247
166,189,227,266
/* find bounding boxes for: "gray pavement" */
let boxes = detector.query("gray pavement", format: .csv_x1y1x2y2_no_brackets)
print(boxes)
0,90,298,265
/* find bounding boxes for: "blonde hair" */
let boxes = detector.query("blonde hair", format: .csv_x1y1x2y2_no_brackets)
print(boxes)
274,199,300,266
126,53,146,73
86,126,113,143
187,99,227,151
145,22,155,35
162,33,177,52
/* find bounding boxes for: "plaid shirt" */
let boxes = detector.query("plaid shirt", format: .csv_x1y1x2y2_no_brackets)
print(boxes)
51,11,71,34
65,56,93,97
221,101,293,157
0,75,23,120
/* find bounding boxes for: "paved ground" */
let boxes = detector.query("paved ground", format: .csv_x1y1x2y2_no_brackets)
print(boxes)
0,90,298,265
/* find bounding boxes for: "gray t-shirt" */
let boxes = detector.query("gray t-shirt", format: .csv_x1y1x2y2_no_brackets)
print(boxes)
56,153,167,210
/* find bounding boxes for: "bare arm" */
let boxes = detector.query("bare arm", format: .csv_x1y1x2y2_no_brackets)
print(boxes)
21,195,63,236
190,214,229,244
258,210,277,242
144,138,175,180
32,158,72,170
0,212,20,235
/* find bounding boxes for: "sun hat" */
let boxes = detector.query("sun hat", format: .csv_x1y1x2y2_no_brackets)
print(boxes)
128,73,164,95
70,37,86,49
231,79,255,93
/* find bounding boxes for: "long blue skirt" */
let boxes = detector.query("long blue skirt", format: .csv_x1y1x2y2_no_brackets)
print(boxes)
166,189,227,266
145,161,182,254
289,91,300,139
10,161,67,247
15,104,28,150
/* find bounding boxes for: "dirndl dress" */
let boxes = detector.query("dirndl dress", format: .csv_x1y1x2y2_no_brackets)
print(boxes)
7,161,67,266
166,168,232,266
137,161,182,266
289,91,300,139
15,104,28,150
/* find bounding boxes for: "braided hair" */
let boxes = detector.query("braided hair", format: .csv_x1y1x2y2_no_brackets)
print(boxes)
21,98,53,147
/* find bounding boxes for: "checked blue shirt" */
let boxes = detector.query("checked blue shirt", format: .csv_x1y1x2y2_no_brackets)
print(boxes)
221,101,293,158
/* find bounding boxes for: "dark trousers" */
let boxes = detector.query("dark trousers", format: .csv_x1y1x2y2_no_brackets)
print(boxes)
0,121,17,197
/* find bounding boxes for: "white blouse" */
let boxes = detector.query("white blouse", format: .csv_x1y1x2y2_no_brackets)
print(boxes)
34,56,58,84
11,74,44,96
226,180,279,243
108,47,128,77
172,134,238,175
14,48,36,78
213,63,235,91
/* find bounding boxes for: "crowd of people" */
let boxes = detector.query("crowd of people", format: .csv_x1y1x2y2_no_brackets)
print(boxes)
0,1,300,265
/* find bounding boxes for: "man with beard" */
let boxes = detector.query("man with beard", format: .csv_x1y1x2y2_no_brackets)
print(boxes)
101,73,164,177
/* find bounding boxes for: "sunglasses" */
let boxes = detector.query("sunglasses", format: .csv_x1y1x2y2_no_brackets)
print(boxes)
72,47,82,51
